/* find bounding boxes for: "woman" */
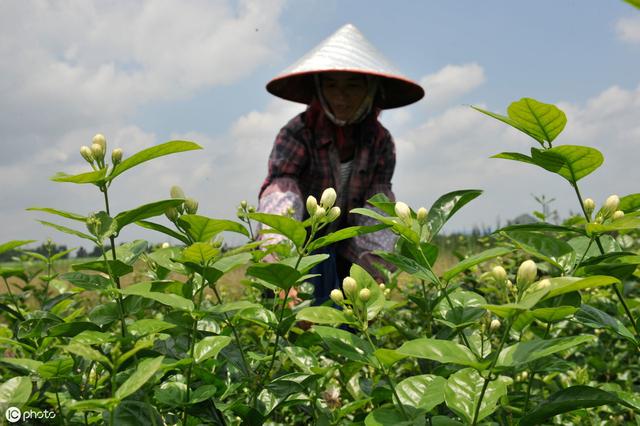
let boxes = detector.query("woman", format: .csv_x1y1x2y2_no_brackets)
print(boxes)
258,24,425,304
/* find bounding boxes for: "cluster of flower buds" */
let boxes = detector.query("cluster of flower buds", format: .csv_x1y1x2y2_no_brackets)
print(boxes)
329,276,389,324
79,134,124,170
307,188,341,224
588,195,625,224
165,185,199,222
236,200,256,220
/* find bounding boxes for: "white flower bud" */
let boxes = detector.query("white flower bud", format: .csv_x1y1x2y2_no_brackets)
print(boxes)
185,197,199,214
170,186,185,199
240,200,248,209
612,210,625,220
111,148,123,165
320,188,337,209
91,143,105,161
517,260,537,287
326,206,341,222
417,207,428,224
330,289,344,304
358,288,371,302
92,134,106,150
603,195,620,216
394,201,411,222
378,283,386,291
342,277,357,297
165,207,179,222
306,196,318,216
492,266,507,282
384,288,391,297
161,242,170,249
583,198,595,215
80,145,94,163
490,319,501,332
314,206,326,219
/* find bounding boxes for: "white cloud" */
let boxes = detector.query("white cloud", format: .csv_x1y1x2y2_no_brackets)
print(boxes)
616,15,640,43
0,0,287,247
419,63,486,108
0,0,285,163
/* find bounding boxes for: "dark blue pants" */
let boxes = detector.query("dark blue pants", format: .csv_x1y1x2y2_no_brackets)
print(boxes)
309,246,350,305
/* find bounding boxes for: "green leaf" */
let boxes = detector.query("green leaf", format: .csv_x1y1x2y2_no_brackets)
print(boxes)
48,321,102,337
71,331,114,346
296,307,352,324
445,369,512,424
530,145,603,185
248,212,306,248
485,286,549,318
108,140,202,181
624,0,640,10
313,325,374,364
283,346,318,374
128,319,176,337
502,230,575,272
367,193,398,216
87,211,119,242
586,211,640,234
507,98,567,143
27,207,86,221
114,199,184,232
396,374,447,412
0,358,43,375
38,358,74,379
183,242,219,265
51,168,107,184
38,220,97,243
519,386,633,426
64,343,111,366
472,105,544,143
194,336,232,363
120,282,194,311
396,338,481,368
427,190,482,240
373,349,407,368
435,290,487,325
0,377,32,406
61,272,112,290
536,275,620,300
72,259,133,278
496,335,595,367
212,252,252,274
491,151,536,165
136,220,191,245
246,263,301,291
307,224,390,252
0,240,35,255
498,222,584,234
279,254,329,274
364,407,411,426
574,304,637,345
443,247,513,282
67,398,118,412
115,356,164,400
178,214,249,242
619,193,640,213
374,251,438,283
351,207,420,244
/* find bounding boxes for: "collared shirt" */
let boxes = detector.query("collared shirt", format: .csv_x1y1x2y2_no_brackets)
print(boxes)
258,103,397,263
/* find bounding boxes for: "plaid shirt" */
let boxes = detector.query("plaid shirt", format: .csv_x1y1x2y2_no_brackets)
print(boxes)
259,102,397,263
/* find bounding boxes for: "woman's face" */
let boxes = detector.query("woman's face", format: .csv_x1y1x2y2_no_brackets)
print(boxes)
320,72,368,122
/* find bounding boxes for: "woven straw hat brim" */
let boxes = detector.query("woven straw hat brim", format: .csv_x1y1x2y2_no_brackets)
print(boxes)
266,24,425,109
267,69,424,109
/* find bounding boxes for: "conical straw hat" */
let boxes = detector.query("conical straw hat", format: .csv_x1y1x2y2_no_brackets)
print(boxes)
267,24,424,109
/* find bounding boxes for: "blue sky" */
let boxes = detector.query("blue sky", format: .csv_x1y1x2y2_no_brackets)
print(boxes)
1,0,639,249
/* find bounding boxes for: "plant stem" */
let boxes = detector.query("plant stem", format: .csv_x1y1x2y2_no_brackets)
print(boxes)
523,322,551,413
101,250,127,338
472,318,513,426
212,285,252,377
55,391,66,425
363,330,409,420
183,278,204,425
2,277,22,317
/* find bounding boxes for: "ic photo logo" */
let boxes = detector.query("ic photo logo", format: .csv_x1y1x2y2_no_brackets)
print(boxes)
4,406,56,423
5,406,21,423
